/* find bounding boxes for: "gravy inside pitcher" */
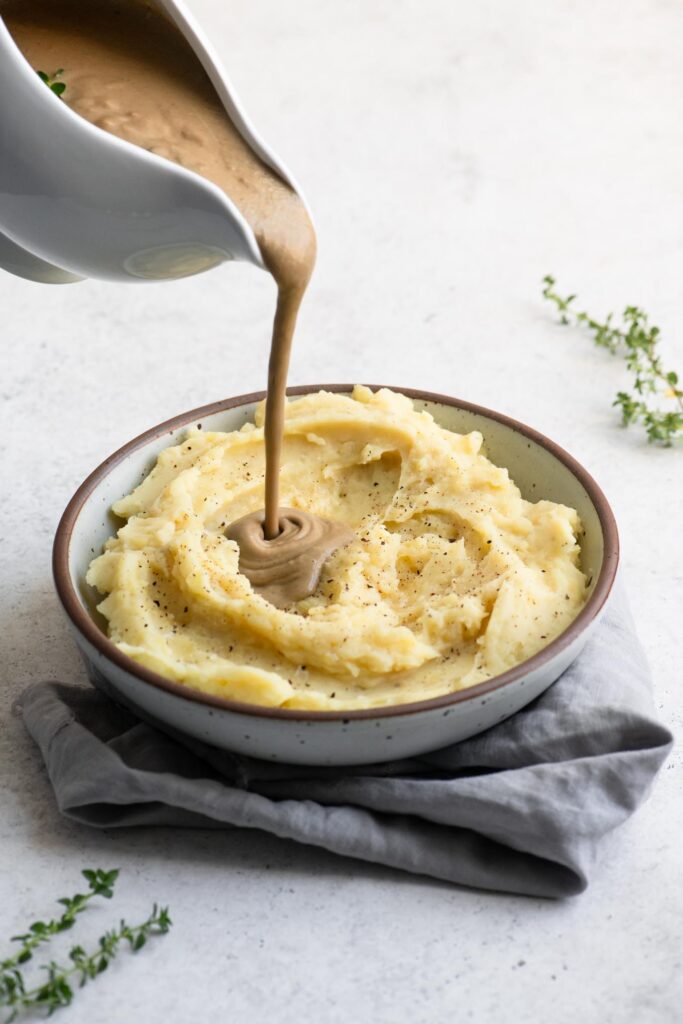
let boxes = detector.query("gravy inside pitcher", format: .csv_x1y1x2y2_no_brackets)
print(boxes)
3,0,353,605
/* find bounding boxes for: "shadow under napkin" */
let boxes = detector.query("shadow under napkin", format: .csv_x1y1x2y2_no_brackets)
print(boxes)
17,586,672,898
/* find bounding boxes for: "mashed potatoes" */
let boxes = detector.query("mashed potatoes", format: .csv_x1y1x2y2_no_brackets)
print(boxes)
87,387,588,709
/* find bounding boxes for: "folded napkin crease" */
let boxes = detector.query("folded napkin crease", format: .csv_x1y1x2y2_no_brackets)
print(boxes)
17,586,672,898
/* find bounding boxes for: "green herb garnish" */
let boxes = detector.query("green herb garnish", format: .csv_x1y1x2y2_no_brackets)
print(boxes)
1,869,119,973
37,68,66,97
542,275,683,446
0,868,171,1021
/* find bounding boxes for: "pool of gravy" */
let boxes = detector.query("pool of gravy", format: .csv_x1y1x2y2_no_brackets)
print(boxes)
3,0,353,606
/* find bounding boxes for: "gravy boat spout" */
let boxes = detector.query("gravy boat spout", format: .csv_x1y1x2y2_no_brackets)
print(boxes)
0,0,309,283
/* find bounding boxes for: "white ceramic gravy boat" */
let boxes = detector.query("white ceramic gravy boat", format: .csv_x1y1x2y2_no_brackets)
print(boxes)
0,0,309,284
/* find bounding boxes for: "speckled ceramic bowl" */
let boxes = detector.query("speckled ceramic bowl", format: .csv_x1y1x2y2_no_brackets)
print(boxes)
53,386,619,766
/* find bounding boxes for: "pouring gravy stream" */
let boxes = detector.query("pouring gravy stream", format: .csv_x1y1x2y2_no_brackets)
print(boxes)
3,0,353,605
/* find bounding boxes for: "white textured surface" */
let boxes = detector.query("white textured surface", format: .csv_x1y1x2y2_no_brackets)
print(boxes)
1,1,681,1021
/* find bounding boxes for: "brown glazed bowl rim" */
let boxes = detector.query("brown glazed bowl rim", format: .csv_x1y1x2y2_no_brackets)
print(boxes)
53,384,620,721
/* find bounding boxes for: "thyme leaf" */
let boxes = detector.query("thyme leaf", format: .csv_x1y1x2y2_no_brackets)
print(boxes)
542,275,683,446
0,869,171,1021
1,869,119,974
37,68,66,97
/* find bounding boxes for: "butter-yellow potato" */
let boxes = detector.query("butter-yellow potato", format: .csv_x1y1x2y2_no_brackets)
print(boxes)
87,387,588,709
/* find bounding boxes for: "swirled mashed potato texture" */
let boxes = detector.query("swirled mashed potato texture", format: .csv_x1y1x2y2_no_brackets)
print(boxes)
87,387,588,709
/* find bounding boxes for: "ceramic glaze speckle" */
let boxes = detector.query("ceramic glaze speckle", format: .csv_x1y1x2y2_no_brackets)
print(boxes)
54,387,618,766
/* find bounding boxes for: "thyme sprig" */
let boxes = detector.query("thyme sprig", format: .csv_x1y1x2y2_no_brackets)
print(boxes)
1,870,119,976
0,870,171,1021
37,69,66,97
542,275,683,446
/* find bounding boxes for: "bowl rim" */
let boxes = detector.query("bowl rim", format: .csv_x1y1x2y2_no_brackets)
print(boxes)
53,384,620,721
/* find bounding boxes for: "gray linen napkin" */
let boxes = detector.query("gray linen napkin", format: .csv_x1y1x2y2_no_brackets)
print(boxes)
17,585,672,898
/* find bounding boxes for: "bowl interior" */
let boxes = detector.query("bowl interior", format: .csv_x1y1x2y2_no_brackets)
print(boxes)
68,390,606,636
